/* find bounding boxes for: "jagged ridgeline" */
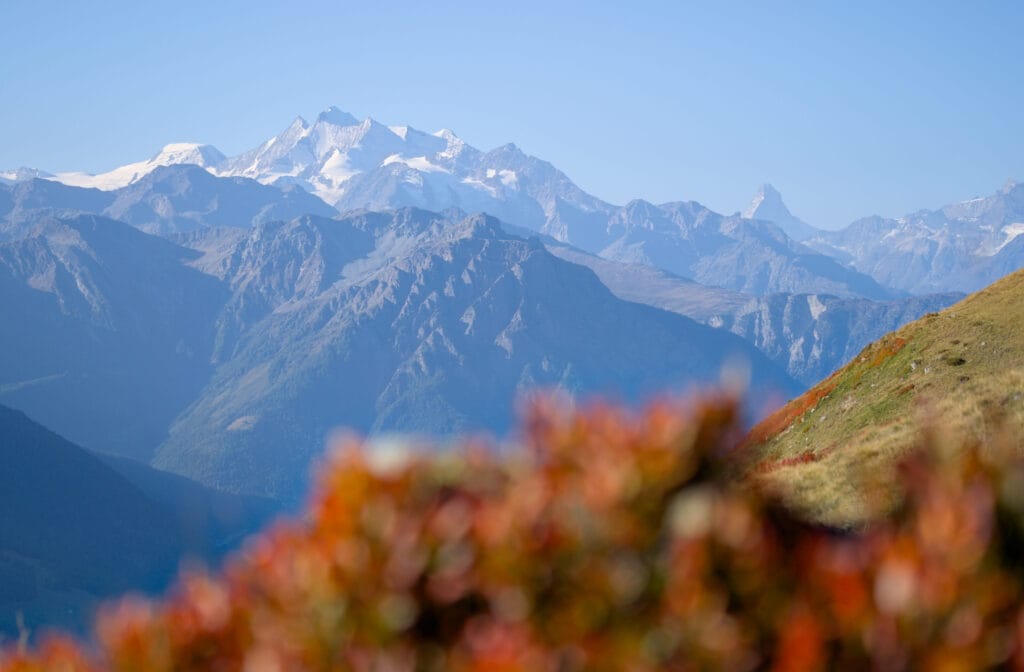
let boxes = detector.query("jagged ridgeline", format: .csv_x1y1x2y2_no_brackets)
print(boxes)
153,209,798,500
806,179,1024,295
0,207,797,503
748,268,1024,526
5,108,1023,301
1,107,1020,509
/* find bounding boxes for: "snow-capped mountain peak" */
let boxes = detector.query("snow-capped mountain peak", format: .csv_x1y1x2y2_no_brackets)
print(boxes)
0,167,53,184
6,107,612,230
742,183,819,241
7,107,824,265
743,183,783,218
152,143,226,168
803,177,1024,294
42,142,227,191
285,115,310,134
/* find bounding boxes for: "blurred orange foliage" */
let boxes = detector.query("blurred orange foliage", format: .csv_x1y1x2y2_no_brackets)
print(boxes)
3,394,1024,671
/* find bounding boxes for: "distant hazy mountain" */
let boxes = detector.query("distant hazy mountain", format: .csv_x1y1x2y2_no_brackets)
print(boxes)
0,207,796,501
154,209,797,500
543,240,751,324
0,402,178,597
0,178,114,240
9,107,1020,299
104,165,338,235
15,108,611,242
0,167,52,185
0,166,336,239
807,180,1024,294
40,143,227,191
0,214,225,457
742,183,820,241
545,238,958,385
224,110,616,245
0,404,274,638
720,292,961,385
4,107,894,299
593,199,890,298
94,452,277,558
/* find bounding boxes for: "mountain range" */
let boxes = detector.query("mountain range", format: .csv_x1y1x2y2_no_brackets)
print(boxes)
0,108,928,299
0,164,335,239
540,238,958,385
1,106,1019,500
8,107,1018,303
2,207,797,500
6,110,1015,297
1,106,1020,633
0,212,224,457
0,404,274,638
807,179,1024,294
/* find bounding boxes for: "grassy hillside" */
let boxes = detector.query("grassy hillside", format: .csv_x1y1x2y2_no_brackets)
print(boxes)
748,267,1024,527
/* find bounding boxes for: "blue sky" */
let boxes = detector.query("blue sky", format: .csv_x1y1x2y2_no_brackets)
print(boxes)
1,1,1021,228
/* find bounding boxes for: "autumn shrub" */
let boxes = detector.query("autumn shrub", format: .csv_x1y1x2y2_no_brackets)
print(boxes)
3,393,1024,671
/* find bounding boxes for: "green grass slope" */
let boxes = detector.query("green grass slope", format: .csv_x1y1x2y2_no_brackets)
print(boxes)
747,267,1024,526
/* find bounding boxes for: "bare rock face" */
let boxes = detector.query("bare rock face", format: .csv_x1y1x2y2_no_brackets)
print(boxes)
544,237,958,386
0,214,225,457
0,207,796,502
154,209,797,500
719,292,962,385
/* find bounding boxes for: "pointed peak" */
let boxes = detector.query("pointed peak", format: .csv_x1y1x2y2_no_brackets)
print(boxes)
316,106,359,127
432,128,462,142
287,115,309,130
741,183,820,240
744,182,789,219
1001,178,1020,194
486,142,524,158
